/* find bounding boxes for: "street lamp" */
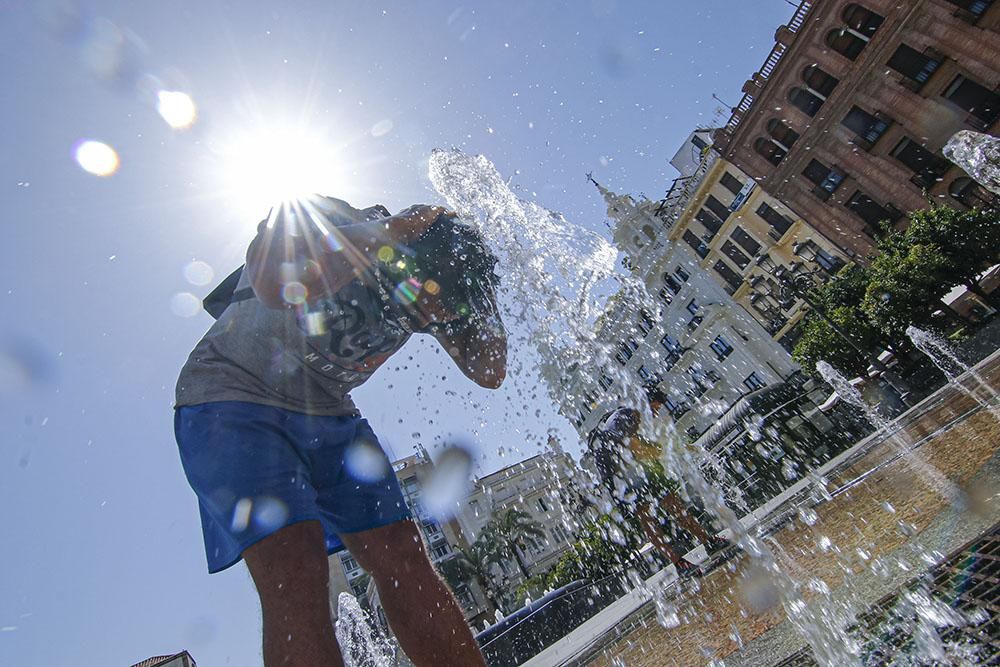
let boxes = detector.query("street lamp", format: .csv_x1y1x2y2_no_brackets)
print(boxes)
753,249,913,405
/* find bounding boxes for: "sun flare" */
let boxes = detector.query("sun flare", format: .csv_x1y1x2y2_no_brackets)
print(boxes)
213,121,347,223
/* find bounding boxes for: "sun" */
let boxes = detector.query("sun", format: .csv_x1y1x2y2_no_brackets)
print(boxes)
211,120,349,223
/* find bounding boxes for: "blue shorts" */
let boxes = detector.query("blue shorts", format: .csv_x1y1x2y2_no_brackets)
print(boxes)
174,401,411,573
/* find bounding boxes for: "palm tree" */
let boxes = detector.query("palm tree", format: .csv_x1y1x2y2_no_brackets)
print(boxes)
438,538,498,615
482,507,547,580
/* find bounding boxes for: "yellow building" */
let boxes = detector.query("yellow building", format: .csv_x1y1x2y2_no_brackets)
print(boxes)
662,131,850,353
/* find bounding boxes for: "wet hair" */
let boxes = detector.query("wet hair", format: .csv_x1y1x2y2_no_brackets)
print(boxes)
643,383,669,407
380,213,500,320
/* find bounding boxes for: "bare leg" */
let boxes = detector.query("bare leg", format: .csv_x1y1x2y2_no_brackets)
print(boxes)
637,502,687,565
341,519,487,667
242,520,344,667
660,491,715,544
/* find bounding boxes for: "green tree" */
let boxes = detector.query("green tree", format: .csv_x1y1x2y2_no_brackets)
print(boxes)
791,265,887,377
482,508,547,580
901,205,1000,309
862,242,962,339
437,538,499,615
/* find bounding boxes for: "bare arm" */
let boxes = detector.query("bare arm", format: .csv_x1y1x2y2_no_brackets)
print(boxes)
245,204,447,309
430,320,507,389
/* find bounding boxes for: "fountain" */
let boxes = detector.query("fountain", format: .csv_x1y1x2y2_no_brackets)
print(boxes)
907,325,999,419
816,360,962,505
335,593,397,667
428,150,870,666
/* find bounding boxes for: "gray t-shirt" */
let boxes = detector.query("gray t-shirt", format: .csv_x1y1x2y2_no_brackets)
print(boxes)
175,266,413,416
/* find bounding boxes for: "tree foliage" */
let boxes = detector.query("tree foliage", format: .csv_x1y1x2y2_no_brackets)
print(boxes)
792,204,998,376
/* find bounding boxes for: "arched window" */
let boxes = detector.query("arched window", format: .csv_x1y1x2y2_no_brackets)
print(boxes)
802,65,839,98
788,87,824,117
767,119,800,149
754,137,786,166
826,28,866,60
843,4,884,37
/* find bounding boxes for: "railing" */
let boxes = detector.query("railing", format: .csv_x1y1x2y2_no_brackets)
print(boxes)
721,0,813,137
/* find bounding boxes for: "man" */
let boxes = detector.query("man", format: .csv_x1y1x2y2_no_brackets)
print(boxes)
174,195,505,666
588,384,729,577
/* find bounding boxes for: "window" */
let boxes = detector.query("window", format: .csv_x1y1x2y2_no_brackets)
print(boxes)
682,229,709,258
841,106,890,148
430,543,452,560
691,134,709,150
721,240,752,270
615,338,638,365
598,372,614,391
802,65,839,97
663,273,683,295
454,586,476,610
802,159,846,200
757,202,793,237
637,365,658,383
815,248,845,274
943,0,993,18
720,171,744,195
658,287,674,305
350,578,370,598
688,365,716,395
637,309,655,336
663,396,690,420
696,208,723,236
949,177,998,209
942,74,1000,128
887,44,941,89
846,190,899,230
826,29,867,61
536,497,549,513
686,299,700,316
704,195,731,222
730,226,761,256
713,260,744,293
767,118,800,149
551,525,570,543
710,336,734,361
341,553,362,575
843,4,884,37
788,87,824,117
675,266,691,282
744,372,768,392
754,137,786,166
890,137,950,188
661,335,684,369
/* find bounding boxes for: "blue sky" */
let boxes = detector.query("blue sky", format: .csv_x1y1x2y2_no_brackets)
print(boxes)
1,1,792,664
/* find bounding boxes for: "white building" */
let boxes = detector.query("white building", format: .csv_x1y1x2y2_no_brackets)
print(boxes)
553,168,799,442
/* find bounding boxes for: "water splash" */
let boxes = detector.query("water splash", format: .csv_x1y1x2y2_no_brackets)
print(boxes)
906,325,999,419
943,130,1000,196
816,361,961,504
335,593,397,667
429,149,872,666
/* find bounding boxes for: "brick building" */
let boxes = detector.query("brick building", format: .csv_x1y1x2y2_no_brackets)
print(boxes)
713,0,1000,259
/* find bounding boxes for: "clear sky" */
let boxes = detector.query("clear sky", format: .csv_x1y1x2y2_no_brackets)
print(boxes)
1,1,792,664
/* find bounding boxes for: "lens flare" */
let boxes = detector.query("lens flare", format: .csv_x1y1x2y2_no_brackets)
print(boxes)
213,122,346,218
74,140,120,176
157,90,197,129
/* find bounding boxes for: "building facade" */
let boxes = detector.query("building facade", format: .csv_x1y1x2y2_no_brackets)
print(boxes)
555,176,800,443
713,0,1000,259
661,132,852,354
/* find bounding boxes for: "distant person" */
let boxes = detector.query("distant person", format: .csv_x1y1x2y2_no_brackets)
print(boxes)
174,196,505,667
588,384,730,576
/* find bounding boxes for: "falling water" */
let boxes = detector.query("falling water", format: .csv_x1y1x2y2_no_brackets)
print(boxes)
335,593,397,667
942,130,1000,196
429,149,868,666
816,361,962,505
906,325,999,418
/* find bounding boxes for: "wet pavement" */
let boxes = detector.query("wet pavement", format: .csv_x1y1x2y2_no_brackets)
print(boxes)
583,356,1000,667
